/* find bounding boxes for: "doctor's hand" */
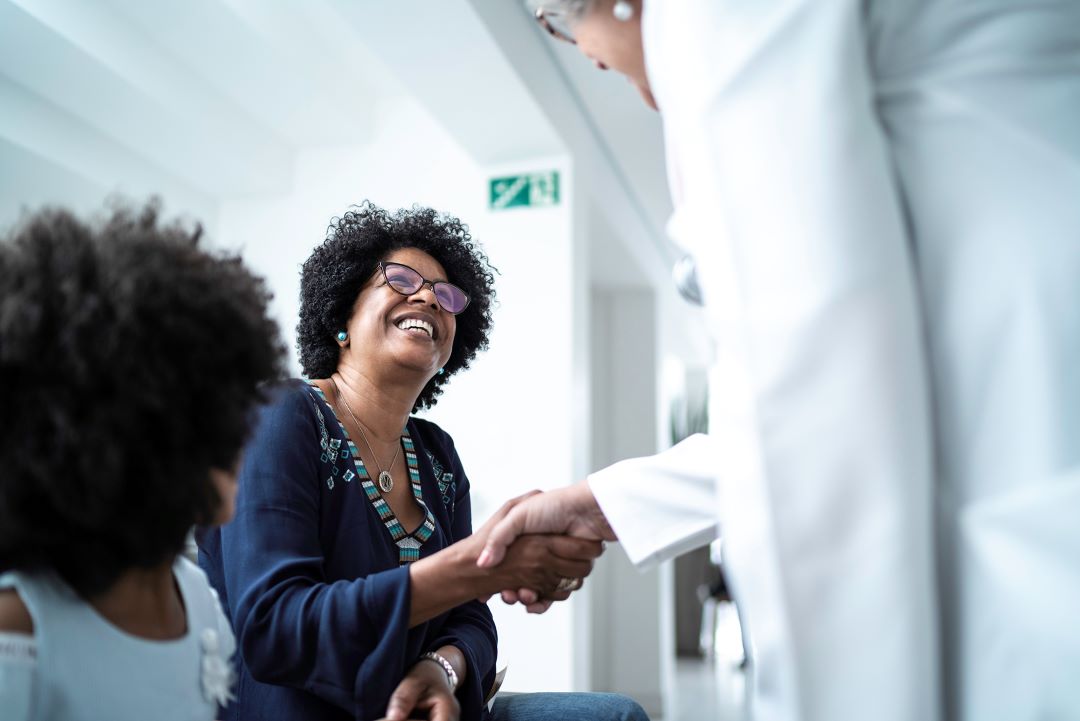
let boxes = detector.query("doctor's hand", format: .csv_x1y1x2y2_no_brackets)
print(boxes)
477,481,616,569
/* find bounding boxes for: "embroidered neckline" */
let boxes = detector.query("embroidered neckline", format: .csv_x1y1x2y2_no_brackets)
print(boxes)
307,381,435,565
425,449,457,513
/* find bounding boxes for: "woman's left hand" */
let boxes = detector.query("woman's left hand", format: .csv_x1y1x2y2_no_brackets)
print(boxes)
385,659,460,721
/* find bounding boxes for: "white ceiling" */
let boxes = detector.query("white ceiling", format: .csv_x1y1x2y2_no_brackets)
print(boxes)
0,0,409,199
0,0,677,284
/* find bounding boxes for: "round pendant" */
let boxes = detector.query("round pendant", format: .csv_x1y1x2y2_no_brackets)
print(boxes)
377,470,394,493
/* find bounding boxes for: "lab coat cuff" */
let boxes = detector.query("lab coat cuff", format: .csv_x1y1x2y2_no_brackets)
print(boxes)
588,435,720,570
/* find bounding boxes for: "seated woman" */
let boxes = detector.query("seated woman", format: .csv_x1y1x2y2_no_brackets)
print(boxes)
197,203,648,721
0,201,285,720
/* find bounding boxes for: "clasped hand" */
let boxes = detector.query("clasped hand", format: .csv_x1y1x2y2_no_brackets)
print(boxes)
472,487,614,614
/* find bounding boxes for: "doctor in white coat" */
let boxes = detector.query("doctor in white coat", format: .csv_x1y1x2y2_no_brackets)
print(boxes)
480,1,1080,720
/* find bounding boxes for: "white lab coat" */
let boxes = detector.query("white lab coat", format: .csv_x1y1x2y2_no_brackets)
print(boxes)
588,1,1080,719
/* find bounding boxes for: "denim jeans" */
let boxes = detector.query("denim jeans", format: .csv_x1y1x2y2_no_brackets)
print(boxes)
489,692,650,721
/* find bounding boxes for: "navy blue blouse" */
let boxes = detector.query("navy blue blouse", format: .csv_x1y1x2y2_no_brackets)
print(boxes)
198,380,497,721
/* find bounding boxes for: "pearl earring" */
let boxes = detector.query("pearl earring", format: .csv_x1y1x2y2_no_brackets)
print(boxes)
613,0,634,21
336,330,348,343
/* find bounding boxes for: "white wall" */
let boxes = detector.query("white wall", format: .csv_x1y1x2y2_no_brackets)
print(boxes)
589,287,677,717
439,159,587,692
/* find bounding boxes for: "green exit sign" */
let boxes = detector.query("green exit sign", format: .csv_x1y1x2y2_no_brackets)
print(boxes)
489,171,560,210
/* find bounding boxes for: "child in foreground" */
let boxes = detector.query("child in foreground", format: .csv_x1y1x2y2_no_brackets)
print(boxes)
0,201,285,720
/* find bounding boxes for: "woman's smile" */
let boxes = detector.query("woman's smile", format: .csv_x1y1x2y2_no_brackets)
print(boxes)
394,313,437,340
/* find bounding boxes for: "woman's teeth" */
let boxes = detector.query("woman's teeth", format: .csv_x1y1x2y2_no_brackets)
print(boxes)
397,318,433,338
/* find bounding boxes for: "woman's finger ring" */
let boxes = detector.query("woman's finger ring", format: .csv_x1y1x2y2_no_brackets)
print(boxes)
556,577,581,593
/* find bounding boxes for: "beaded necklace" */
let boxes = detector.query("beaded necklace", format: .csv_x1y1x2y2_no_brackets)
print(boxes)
308,381,435,565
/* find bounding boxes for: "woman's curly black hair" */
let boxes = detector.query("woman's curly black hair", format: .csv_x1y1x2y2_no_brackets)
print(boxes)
297,201,496,412
0,200,286,598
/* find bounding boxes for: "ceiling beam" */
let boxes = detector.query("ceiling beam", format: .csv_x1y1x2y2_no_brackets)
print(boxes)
330,0,565,166
1,0,293,195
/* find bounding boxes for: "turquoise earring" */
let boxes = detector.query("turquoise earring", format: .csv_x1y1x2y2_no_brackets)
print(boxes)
336,330,348,342
437,367,445,376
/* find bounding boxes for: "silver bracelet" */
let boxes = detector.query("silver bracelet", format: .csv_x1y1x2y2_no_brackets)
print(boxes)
420,651,459,691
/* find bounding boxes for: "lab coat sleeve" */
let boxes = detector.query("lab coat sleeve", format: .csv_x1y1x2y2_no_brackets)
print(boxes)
641,2,939,720
588,433,719,569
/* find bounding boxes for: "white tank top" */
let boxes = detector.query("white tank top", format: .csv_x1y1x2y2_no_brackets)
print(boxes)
0,557,235,721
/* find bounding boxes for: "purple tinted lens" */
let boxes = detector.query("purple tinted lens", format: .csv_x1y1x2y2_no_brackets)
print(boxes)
434,283,470,314
384,264,422,294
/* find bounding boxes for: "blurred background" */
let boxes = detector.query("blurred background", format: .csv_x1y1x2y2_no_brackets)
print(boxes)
0,1,744,718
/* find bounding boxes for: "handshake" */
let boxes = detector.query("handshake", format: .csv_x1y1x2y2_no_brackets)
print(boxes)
467,481,617,614
388,482,619,721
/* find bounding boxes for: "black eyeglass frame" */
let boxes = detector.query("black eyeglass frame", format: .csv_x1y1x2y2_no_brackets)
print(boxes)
377,261,472,315
534,7,578,44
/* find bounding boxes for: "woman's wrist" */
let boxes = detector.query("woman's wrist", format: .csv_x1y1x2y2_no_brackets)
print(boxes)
408,541,492,626
419,650,459,691
440,533,514,597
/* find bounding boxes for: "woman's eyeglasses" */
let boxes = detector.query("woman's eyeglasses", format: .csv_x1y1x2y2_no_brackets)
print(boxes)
379,261,471,315
534,7,577,44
